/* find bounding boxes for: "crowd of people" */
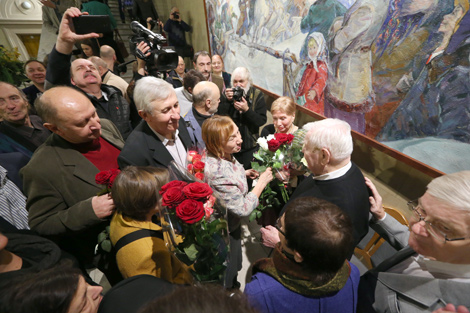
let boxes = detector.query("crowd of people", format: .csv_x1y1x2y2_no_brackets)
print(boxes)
1,4,470,313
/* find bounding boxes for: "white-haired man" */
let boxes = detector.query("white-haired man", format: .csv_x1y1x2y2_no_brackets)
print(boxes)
358,171,470,313
118,76,192,169
220,66,267,171
261,118,370,259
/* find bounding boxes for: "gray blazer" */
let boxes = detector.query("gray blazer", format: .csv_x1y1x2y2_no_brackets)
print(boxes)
358,216,470,312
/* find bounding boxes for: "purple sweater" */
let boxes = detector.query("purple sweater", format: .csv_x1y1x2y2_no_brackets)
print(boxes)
245,263,360,313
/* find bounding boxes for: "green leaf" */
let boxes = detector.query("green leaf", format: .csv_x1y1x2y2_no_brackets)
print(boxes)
249,210,257,222
97,232,107,244
252,163,267,172
252,153,264,161
184,244,199,262
101,240,112,253
273,162,282,169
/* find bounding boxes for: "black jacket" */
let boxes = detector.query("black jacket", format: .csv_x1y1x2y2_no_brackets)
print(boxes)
45,46,132,139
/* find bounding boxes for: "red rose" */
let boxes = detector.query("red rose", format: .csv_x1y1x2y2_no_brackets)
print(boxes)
268,139,281,152
187,164,194,173
176,199,205,224
193,161,205,173
160,180,188,195
95,169,121,188
192,155,202,164
195,172,204,181
274,133,294,145
162,187,187,208
183,182,213,201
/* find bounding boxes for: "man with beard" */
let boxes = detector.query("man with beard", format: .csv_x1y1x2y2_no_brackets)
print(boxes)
45,7,132,139
220,66,267,172
118,76,192,169
193,51,224,92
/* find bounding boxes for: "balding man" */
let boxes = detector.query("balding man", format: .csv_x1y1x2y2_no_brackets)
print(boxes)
118,77,192,169
45,8,132,139
261,118,370,259
100,45,118,73
175,69,206,117
359,171,470,312
89,56,129,100
165,56,186,89
21,86,124,270
184,81,220,152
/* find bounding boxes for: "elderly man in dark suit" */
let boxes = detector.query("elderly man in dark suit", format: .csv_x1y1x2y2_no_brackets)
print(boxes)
21,86,124,271
358,171,470,313
260,118,370,259
118,76,192,169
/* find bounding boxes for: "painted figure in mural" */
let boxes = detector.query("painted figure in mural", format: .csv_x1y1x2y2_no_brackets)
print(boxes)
365,0,446,138
378,3,470,143
325,0,389,133
299,0,347,60
295,33,328,115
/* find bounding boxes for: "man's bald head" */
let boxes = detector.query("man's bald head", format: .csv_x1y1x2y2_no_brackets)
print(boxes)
100,45,116,60
36,87,101,143
192,81,220,114
88,56,108,75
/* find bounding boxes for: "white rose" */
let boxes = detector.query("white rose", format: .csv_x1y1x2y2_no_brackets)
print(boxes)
257,137,269,150
266,134,275,141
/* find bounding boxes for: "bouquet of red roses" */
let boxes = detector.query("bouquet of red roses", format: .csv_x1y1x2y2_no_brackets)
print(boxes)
159,174,229,284
187,151,205,181
250,133,295,222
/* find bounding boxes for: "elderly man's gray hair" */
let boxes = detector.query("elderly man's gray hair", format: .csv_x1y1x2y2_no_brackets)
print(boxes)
304,118,353,163
134,76,174,114
231,67,253,87
427,171,470,212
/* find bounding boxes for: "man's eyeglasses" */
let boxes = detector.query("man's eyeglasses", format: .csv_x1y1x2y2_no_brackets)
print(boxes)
407,199,468,244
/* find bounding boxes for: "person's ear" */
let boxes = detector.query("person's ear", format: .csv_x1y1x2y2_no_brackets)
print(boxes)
44,122,61,135
138,110,148,120
321,147,331,165
206,98,211,109
293,250,304,263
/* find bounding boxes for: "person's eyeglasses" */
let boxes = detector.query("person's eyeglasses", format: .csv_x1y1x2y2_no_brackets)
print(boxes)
407,199,469,244
275,218,286,237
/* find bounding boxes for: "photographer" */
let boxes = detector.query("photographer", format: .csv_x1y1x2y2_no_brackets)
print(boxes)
163,7,191,58
220,67,267,175
44,7,132,139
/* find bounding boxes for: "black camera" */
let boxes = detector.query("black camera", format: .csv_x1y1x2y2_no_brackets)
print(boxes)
172,12,179,19
129,21,178,72
232,86,245,102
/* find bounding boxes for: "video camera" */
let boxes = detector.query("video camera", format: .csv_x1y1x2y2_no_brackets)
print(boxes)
129,21,178,72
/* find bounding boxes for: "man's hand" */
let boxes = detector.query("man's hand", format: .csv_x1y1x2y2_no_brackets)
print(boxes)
56,7,99,55
245,169,259,180
136,41,151,76
365,177,385,220
274,168,290,184
433,304,470,313
92,194,115,219
260,225,280,248
234,97,249,113
225,88,234,101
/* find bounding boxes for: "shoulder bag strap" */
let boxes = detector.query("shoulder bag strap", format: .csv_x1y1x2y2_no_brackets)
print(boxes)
114,229,164,253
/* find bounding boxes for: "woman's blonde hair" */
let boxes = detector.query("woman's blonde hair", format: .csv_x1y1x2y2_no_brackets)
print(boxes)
271,96,296,116
202,115,235,159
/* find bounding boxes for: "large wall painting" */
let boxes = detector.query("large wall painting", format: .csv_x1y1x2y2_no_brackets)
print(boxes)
205,0,470,174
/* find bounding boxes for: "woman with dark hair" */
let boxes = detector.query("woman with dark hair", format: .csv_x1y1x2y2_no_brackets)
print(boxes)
6,265,102,313
245,197,360,313
80,39,100,58
202,115,273,288
109,166,193,284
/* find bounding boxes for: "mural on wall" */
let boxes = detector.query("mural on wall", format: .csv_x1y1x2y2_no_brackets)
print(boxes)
205,0,470,173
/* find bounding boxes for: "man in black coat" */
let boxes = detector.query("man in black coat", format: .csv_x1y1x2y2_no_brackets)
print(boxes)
118,76,192,169
45,7,133,139
260,118,370,259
